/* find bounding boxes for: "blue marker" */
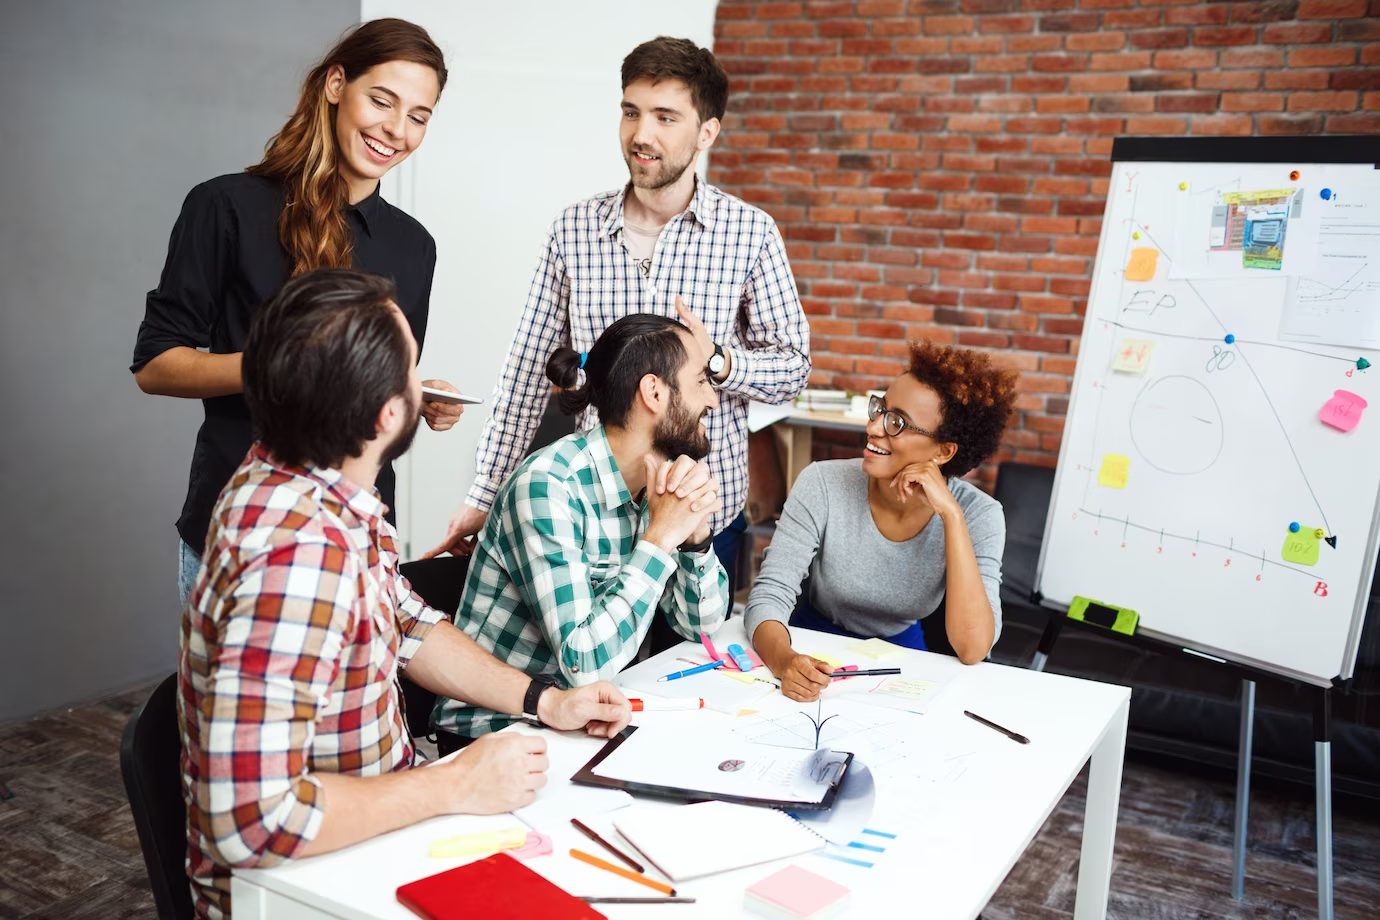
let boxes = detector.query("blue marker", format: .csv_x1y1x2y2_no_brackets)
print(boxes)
1290,522,1300,533
657,660,725,682
1321,188,1332,201
1224,334,1235,345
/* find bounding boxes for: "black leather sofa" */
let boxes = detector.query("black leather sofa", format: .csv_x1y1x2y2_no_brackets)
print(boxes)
990,462,1380,800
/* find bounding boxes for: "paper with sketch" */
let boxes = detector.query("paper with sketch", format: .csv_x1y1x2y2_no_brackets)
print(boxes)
1172,183,1303,279
591,723,843,804
1279,190,1380,349
822,671,953,715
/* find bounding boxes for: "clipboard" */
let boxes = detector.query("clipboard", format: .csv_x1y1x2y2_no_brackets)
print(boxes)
570,726,853,812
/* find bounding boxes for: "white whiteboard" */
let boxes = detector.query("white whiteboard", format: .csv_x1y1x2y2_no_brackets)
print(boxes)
1036,156,1380,685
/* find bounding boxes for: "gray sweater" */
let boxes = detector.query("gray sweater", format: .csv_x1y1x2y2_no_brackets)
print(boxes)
744,459,1006,647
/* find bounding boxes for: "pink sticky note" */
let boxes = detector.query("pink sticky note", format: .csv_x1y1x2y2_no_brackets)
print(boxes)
508,832,552,860
1320,390,1367,432
701,633,721,662
700,633,763,671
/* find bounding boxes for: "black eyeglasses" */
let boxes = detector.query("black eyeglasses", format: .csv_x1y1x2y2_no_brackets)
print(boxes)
868,394,937,439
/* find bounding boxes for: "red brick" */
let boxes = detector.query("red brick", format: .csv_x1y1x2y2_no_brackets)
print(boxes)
1265,71,1331,91
1197,71,1262,90
1337,20,1380,40
979,15,1037,33
1124,115,1189,133
1220,48,1284,69
1264,22,1335,43
1036,95,1092,113
1364,46,1380,66
976,253,1031,271
934,307,987,327
1157,93,1220,112
1195,27,1260,47
1290,47,1357,68
1105,10,1165,28
1332,71,1380,91
1167,4,1229,24
1257,113,1326,134
1130,29,1189,50
1221,92,1285,112
1297,0,1367,15
1067,33,1127,52
1092,52,1154,71
1040,12,1101,30
1012,75,1068,93
1228,1,1300,24
1191,115,1255,135
1367,91,1380,110
995,273,1046,291
1324,113,1380,131
1012,335,1070,353
1093,95,1157,113
1155,49,1218,69
1288,91,1360,111
1010,35,1066,52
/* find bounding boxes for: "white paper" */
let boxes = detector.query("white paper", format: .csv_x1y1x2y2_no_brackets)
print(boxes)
591,723,842,803
1171,180,1304,279
512,783,632,831
747,400,795,433
1279,190,1380,349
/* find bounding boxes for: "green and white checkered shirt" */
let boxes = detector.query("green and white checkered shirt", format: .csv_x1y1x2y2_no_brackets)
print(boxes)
433,426,730,738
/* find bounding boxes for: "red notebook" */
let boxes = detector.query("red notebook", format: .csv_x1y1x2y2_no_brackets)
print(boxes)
396,852,604,920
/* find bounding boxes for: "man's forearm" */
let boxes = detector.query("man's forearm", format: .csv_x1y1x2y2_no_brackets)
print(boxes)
134,347,242,398
406,621,530,715
299,769,442,858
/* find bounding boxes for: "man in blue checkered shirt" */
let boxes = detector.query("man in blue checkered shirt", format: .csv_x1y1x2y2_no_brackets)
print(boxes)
426,36,810,603
432,314,730,741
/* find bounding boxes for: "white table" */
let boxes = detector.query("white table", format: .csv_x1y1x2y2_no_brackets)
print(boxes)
233,620,1130,919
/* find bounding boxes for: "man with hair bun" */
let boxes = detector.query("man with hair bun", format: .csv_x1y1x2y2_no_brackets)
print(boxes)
432,313,730,748
427,36,811,627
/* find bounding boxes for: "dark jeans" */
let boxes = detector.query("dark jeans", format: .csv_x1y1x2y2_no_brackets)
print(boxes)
790,590,956,657
646,510,748,656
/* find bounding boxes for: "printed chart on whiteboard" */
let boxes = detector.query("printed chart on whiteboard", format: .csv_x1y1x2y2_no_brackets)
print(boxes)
1037,160,1380,684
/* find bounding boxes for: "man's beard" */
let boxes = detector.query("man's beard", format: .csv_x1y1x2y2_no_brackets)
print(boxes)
625,142,696,191
382,392,422,465
652,387,710,461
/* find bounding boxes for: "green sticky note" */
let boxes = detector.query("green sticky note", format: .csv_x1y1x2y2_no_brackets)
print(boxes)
1281,528,1320,566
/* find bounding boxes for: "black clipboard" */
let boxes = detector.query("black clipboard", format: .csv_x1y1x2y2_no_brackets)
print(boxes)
569,725,853,812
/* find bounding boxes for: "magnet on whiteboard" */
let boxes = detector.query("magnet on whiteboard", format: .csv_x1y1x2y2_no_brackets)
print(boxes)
1132,231,1141,239
1290,170,1300,181
1314,528,1326,540
1178,182,1188,191
1321,188,1332,200
1358,357,1371,371
1224,334,1235,344
1290,522,1300,533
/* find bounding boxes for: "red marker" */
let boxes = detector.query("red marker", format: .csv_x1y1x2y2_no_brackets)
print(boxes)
628,698,704,711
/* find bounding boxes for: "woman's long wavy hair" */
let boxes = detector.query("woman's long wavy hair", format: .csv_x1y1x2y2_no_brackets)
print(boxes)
247,19,447,276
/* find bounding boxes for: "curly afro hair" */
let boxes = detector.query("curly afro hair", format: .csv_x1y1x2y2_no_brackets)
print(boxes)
906,341,1020,479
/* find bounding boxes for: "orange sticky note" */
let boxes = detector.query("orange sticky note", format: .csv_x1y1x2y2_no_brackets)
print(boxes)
1125,248,1159,282
1112,337,1154,375
1320,390,1367,432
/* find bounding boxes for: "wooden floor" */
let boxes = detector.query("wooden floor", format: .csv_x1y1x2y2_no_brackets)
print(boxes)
2,680,1377,919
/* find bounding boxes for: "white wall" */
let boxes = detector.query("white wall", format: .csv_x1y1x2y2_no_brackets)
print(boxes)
362,1,720,556
0,0,359,723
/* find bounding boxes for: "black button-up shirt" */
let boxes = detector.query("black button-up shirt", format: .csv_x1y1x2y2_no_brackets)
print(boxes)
131,173,436,553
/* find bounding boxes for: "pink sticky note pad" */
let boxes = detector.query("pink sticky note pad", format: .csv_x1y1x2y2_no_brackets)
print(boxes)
1321,390,1367,432
834,664,859,680
747,865,850,918
701,633,720,662
701,633,763,671
508,832,552,860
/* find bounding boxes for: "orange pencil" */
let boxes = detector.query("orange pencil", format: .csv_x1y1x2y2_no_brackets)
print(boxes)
570,848,676,897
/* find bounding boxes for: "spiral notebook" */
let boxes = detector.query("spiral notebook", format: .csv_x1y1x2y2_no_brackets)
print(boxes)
613,801,826,881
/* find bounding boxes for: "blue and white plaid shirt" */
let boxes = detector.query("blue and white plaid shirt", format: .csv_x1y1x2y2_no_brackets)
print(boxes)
466,180,811,534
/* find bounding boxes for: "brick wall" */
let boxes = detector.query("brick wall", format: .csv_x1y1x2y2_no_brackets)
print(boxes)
707,0,1380,482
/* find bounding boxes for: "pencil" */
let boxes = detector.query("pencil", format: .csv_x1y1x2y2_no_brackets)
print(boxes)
570,848,676,896
580,897,697,904
571,818,645,873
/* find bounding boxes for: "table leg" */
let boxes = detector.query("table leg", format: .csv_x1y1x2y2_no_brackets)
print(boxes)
1073,697,1129,920
231,877,267,920
1232,678,1255,900
773,422,814,494
1315,687,1334,920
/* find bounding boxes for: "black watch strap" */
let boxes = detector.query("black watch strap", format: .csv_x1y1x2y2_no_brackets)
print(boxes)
523,675,557,723
677,535,714,554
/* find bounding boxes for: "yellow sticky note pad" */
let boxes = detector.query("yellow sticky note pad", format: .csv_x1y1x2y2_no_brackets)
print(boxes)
847,638,906,661
1098,454,1131,489
429,828,527,858
873,678,939,701
1124,247,1159,282
1282,529,1320,567
1112,338,1154,375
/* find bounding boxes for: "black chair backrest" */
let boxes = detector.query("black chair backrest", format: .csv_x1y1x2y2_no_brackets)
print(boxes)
397,555,472,738
992,461,1057,607
120,672,193,920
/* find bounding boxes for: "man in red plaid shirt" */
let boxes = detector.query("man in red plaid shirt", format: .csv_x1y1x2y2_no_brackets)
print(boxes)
178,269,632,919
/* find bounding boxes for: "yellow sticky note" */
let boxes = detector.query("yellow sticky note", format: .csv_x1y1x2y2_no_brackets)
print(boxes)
847,638,906,661
873,678,938,700
429,828,526,858
1112,338,1155,375
1281,529,1320,567
814,655,843,670
1098,454,1130,489
1125,247,1159,282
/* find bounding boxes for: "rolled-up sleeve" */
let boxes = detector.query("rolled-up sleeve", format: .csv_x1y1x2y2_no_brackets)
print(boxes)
190,538,356,869
131,181,230,372
718,222,810,405
391,570,446,668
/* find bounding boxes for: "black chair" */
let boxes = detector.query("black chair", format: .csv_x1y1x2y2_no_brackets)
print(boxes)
120,672,194,920
397,555,471,744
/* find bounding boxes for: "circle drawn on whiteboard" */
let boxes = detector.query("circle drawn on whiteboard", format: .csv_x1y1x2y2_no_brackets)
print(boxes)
1130,375,1224,475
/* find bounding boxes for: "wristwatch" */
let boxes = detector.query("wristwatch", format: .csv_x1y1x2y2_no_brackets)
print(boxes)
523,675,558,725
677,534,714,554
707,343,727,378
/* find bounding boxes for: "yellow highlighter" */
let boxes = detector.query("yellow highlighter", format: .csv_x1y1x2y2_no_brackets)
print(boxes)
428,827,527,859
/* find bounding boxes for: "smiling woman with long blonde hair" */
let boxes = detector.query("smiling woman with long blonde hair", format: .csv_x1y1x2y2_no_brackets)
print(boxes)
131,19,463,605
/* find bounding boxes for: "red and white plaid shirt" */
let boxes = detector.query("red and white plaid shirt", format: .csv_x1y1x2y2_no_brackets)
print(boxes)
178,445,444,919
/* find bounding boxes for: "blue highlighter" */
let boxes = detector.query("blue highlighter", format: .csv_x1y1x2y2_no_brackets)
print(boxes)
726,643,753,671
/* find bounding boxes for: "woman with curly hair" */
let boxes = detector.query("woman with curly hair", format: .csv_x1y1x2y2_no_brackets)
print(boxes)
131,19,463,604
746,341,1020,701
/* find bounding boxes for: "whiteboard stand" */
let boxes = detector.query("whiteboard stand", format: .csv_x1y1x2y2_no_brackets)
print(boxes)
1025,611,1340,917
1315,688,1334,920
1231,678,1255,901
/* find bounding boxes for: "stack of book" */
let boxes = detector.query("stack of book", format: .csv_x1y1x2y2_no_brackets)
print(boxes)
794,389,851,413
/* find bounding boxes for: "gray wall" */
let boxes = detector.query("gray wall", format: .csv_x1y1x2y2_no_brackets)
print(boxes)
0,0,359,723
